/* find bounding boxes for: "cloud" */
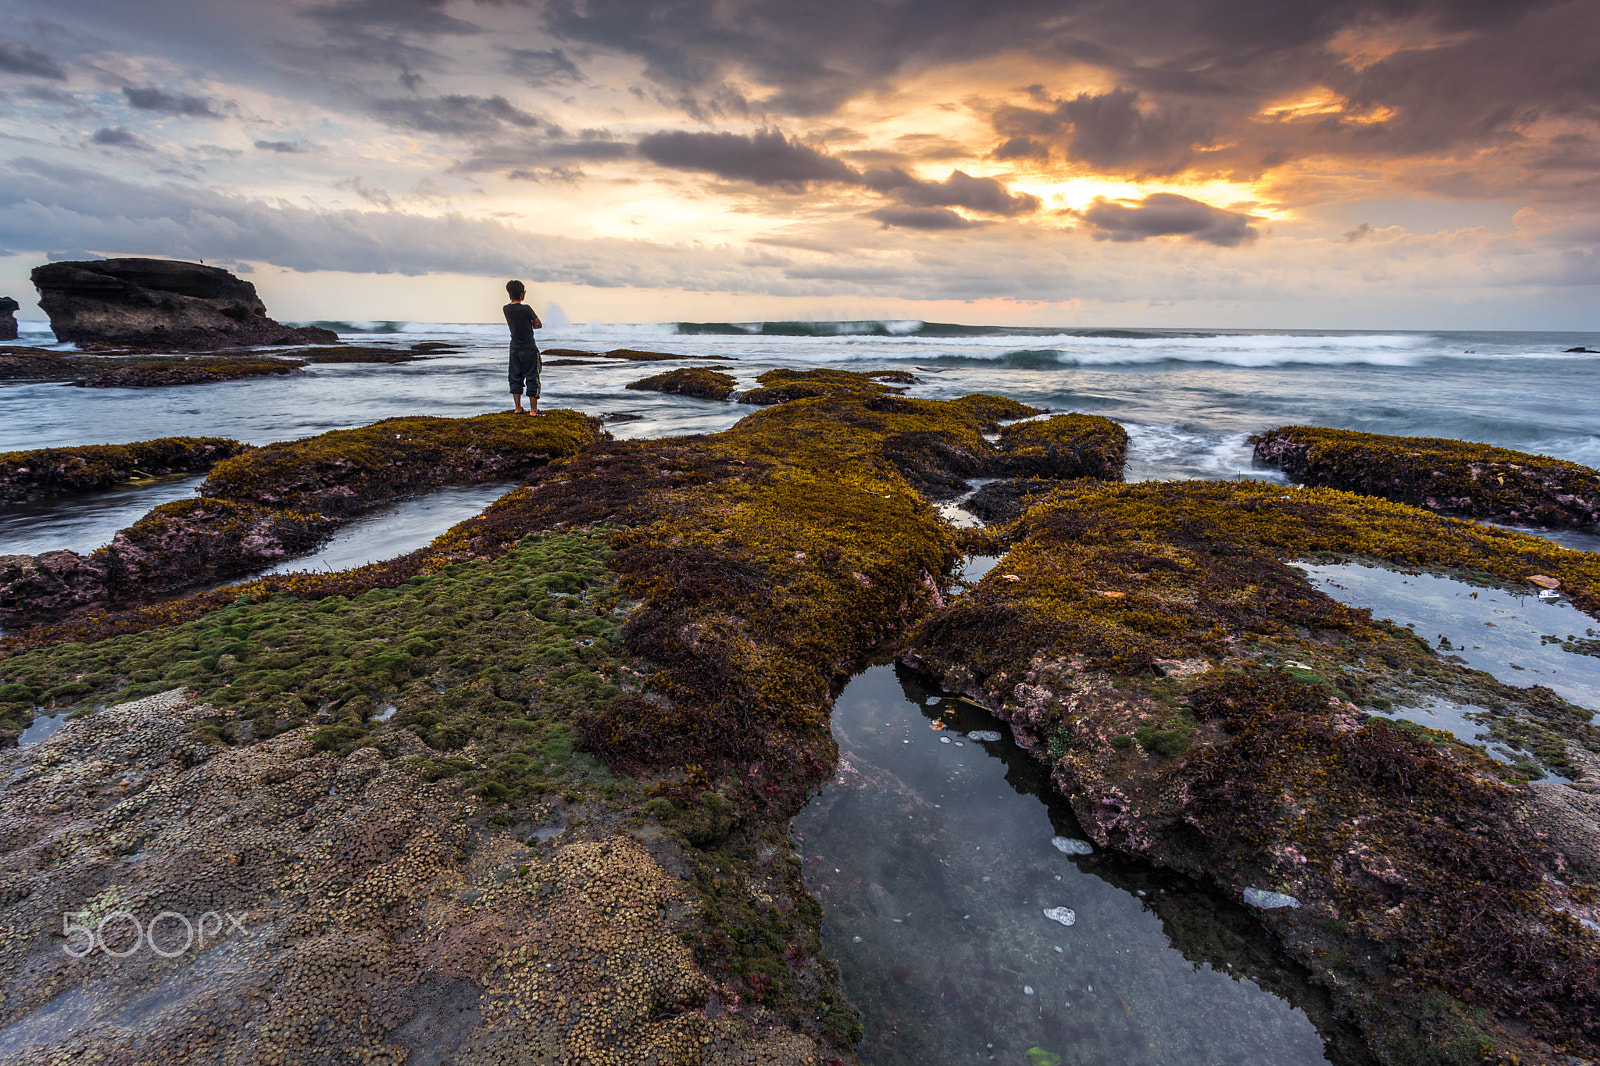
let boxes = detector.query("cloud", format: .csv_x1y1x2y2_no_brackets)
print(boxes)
255,139,313,153
1076,193,1259,246
862,167,1040,217
369,94,546,136
0,35,65,80
502,47,583,87
1343,222,1372,242
636,128,856,188
90,127,149,150
868,206,981,231
992,88,1206,176
122,86,230,118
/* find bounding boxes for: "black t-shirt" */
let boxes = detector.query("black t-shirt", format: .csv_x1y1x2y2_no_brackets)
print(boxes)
504,302,537,347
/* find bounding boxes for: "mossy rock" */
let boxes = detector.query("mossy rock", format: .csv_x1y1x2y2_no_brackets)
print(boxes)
906,477,1600,1064
1252,425,1600,529
996,413,1128,480
279,346,422,364
624,367,737,401
0,437,249,502
738,367,915,406
73,357,306,388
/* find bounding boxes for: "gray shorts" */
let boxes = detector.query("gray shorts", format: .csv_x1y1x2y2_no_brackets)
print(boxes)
508,345,540,396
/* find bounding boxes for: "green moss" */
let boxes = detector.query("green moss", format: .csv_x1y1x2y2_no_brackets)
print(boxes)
75,357,305,389
624,367,737,401
1252,425,1600,529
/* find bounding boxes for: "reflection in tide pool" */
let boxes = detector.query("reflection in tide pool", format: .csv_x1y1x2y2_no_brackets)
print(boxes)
1295,562,1600,716
795,665,1362,1066
259,482,516,577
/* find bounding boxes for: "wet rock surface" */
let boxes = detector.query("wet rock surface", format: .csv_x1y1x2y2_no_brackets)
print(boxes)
0,412,604,626
30,259,337,351
625,367,738,401
0,438,248,502
905,479,1600,1063
71,356,305,388
1252,425,1600,530
0,297,16,341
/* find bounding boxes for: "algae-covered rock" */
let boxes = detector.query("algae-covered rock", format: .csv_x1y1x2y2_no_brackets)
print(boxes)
71,356,305,388
625,367,737,401
277,345,423,363
0,437,248,501
995,413,1127,480
1252,425,1600,529
0,538,825,1064
965,478,1061,523
0,411,605,626
738,367,916,406
905,478,1600,1064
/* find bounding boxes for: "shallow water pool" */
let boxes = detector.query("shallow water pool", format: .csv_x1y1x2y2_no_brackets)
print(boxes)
794,665,1363,1066
1294,562,1600,716
0,474,205,556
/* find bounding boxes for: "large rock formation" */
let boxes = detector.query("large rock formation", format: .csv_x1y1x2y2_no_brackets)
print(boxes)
0,296,17,340
30,259,337,350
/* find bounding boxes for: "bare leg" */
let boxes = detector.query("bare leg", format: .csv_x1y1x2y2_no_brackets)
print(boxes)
510,390,523,413
529,396,539,416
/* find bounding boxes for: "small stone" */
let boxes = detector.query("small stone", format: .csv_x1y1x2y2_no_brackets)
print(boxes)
1528,575,1560,589
940,736,952,744
1023,985,1034,995
1001,573,1021,582
1051,836,1093,855
1043,906,1076,927
1242,887,1301,909
1098,590,1125,598
967,730,1002,742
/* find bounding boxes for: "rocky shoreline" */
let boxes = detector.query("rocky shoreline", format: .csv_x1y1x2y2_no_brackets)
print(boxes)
0,399,1596,1064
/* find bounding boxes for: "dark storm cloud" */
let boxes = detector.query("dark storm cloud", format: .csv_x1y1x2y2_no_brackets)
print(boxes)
369,94,546,135
1076,193,1259,246
90,127,149,150
636,129,856,188
255,140,313,153
538,0,1599,198
123,86,230,118
502,47,583,87
868,206,981,230
863,167,1041,216
0,35,65,79
305,0,484,38
991,89,1206,175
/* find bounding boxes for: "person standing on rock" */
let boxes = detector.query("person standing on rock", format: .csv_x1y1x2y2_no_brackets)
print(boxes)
503,279,542,415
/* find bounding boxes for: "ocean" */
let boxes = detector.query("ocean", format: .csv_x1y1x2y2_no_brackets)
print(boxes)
4,319,1599,557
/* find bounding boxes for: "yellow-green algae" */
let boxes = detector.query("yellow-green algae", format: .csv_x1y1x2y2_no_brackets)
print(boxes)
6,392,1111,1057
737,367,918,406
0,411,605,625
907,478,1600,1064
1252,425,1600,529
0,437,248,501
0,533,835,1064
73,356,306,388
995,412,1128,479
624,367,738,401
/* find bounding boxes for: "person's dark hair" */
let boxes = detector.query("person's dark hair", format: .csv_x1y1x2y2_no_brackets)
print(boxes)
506,279,526,300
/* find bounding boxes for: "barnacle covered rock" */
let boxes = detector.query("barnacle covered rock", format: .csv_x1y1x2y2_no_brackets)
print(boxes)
1252,425,1600,529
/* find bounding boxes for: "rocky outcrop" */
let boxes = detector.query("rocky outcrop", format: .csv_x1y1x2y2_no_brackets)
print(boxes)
1251,425,1600,529
625,367,738,401
906,478,1600,1064
0,296,17,340
30,259,337,351
72,357,304,388
0,437,248,501
0,411,606,626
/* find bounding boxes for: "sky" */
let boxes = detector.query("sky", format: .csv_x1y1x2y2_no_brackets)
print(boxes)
1,0,1597,329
